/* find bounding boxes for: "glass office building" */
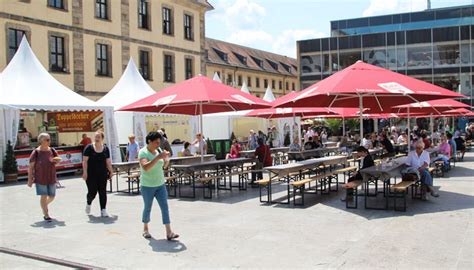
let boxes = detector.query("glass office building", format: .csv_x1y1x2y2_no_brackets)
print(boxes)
298,5,474,106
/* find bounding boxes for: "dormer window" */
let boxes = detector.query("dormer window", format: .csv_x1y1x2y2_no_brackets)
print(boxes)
234,52,247,65
251,56,264,68
267,60,279,71
213,48,228,62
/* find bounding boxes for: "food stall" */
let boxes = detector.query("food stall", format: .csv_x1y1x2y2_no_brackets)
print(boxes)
0,37,120,182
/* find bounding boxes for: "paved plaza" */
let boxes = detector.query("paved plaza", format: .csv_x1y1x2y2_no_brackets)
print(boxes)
1,153,474,269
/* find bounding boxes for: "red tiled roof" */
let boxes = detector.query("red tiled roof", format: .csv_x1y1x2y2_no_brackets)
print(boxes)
205,38,298,77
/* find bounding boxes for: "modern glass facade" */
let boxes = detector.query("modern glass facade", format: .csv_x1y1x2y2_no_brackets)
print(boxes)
299,5,474,106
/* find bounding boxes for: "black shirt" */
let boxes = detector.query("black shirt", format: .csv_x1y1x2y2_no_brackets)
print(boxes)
381,138,395,153
83,144,110,178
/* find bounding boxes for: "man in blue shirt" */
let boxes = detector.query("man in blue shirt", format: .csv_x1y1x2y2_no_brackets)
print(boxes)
126,134,140,162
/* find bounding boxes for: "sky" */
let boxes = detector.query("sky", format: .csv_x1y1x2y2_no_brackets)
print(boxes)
205,0,473,58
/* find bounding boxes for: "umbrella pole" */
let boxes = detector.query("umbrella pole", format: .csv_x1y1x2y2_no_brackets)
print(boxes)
342,117,345,137
200,101,204,163
430,113,434,144
359,96,363,144
407,107,411,151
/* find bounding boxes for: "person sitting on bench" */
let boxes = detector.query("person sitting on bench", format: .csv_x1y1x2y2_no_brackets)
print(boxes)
380,133,396,158
404,140,439,200
341,146,374,201
432,135,450,167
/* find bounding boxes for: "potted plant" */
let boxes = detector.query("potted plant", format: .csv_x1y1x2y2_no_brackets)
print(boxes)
3,140,18,183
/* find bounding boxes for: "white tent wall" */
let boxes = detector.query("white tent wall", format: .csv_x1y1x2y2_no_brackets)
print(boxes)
0,37,120,163
0,105,21,183
276,117,301,147
202,114,232,140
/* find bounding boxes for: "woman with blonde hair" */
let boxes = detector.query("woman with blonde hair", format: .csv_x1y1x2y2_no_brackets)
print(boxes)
82,131,113,217
27,133,61,221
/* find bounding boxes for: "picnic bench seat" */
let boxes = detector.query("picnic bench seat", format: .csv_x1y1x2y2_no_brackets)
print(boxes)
395,153,406,158
392,180,416,211
289,171,337,206
333,166,357,184
125,173,140,194
343,180,363,209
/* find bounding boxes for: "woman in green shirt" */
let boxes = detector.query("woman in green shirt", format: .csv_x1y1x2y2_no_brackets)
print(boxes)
139,131,179,240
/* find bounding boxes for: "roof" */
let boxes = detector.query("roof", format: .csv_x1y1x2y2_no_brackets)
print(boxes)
205,38,298,77
97,59,156,110
0,37,109,111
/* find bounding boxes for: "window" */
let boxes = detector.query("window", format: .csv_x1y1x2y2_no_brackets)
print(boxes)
164,54,174,82
162,7,173,35
271,80,275,89
226,74,233,86
139,50,151,80
138,0,149,29
49,36,66,72
238,75,242,86
247,76,252,87
339,50,361,69
433,43,459,67
279,81,282,90
264,79,268,88
292,82,295,91
96,43,109,76
256,77,260,88
185,57,193,79
407,45,432,68
184,14,193,40
48,0,64,9
286,81,289,91
96,0,108,20
7,28,25,62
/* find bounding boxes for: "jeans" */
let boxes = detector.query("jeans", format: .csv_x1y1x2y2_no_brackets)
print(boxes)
35,183,56,196
141,185,170,224
432,155,449,167
419,168,433,187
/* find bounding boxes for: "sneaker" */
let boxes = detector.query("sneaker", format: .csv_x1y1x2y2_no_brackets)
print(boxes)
430,190,439,198
100,209,109,217
85,204,91,215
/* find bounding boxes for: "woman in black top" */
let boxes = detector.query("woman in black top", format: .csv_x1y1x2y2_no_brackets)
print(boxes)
342,146,374,201
380,133,395,158
82,131,113,217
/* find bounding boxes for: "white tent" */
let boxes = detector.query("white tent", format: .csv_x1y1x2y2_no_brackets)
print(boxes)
263,86,276,102
212,72,222,83
0,37,120,166
241,81,250,94
97,59,156,148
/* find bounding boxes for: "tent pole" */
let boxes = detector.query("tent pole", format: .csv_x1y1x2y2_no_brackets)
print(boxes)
359,95,363,144
430,113,434,144
200,101,204,163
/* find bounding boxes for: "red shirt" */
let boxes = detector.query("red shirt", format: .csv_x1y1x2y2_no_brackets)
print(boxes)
423,138,431,149
80,137,92,146
29,148,58,185
255,144,272,167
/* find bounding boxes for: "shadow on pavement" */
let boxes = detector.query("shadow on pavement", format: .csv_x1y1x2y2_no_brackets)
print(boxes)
147,238,187,253
30,219,66,229
87,215,118,224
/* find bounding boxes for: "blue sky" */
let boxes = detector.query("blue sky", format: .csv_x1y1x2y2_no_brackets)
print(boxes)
206,0,473,58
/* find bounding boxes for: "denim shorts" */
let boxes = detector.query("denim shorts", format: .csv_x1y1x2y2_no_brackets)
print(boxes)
35,184,56,196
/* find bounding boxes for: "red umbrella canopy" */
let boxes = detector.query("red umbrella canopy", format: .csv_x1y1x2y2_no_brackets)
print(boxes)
392,98,469,114
273,61,465,111
245,107,337,119
119,75,271,115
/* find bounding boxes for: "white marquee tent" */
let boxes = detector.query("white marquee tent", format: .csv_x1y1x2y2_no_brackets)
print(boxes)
0,37,120,178
263,86,276,102
97,59,156,148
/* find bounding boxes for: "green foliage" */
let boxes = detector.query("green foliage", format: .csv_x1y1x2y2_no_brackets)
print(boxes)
346,119,360,133
3,140,18,174
324,119,342,135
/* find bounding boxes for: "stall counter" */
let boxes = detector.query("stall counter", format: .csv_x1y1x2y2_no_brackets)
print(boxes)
14,146,84,179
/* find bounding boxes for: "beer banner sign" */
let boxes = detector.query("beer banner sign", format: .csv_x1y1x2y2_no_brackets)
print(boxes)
47,112,102,132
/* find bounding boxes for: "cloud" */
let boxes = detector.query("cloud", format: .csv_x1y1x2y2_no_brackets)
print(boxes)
363,0,427,16
208,0,327,58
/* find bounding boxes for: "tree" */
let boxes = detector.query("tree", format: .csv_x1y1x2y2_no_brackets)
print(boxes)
324,119,342,136
3,140,18,174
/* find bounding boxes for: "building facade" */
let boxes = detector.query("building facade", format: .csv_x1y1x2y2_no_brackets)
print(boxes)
298,5,474,106
0,0,213,100
205,38,299,98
